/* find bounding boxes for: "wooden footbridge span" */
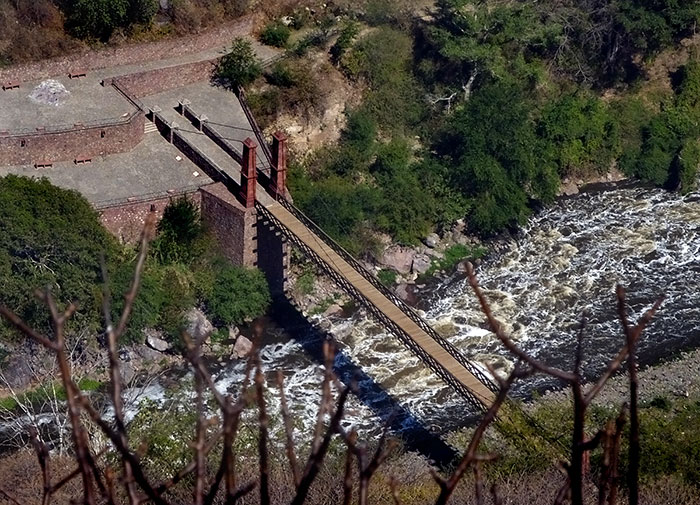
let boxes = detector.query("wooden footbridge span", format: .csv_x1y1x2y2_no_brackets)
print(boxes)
258,199,497,409
148,89,499,411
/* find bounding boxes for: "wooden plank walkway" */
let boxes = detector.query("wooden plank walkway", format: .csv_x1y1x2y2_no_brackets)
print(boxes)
264,202,496,408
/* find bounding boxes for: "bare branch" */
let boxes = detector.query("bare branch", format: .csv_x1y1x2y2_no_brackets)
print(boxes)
466,263,577,383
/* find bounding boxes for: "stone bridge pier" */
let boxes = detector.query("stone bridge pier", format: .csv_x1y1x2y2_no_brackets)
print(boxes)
199,135,290,297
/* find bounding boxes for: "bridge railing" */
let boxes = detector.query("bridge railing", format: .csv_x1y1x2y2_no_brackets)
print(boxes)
237,86,272,177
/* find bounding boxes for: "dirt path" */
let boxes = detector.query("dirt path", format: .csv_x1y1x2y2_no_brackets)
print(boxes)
0,15,263,83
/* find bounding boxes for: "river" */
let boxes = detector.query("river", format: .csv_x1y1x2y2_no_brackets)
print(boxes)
181,181,699,441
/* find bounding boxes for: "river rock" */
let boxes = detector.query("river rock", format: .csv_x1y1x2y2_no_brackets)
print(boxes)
120,362,136,385
146,331,171,352
1,356,32,389
394,283,418,305
451,229,470,245
323,304,343,317
424,233,440,248
412,253,432,274
134,344,162,362
379,245,415,275
560,178,579,197
229,325,240,341
232,336,253,359
184,308,214,343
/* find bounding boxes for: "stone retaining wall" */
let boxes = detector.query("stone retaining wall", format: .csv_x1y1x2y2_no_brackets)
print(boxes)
108,58,218,99
0,112,145,166
99,190,202,244
200,182,257,267
0,16,256,83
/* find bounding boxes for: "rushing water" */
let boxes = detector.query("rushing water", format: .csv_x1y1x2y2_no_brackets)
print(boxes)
3,182,699,450
180,181,699,440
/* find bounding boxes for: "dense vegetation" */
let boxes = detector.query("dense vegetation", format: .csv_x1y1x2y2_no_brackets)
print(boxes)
0,178,269,347
0,175,119,337
249,0,700,254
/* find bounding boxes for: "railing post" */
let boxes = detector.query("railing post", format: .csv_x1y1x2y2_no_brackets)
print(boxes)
271,131,288,199
240,138,257,208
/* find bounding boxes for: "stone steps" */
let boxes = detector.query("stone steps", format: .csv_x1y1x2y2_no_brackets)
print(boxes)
144,121,158,134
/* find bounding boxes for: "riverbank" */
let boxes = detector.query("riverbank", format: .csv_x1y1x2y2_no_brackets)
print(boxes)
535,347,700,409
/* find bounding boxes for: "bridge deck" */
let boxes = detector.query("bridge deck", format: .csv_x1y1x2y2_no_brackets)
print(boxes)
264,202,496,408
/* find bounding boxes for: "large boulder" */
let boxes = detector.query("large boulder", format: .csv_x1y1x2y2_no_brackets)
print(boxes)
424,233,440,248
120,362,136,385
146,331,171,352
394,283,418,304
232,336,253,359
323,304,344,317
412,253,432,274
184,308,214,343
1,356,32,389
379,245,415,275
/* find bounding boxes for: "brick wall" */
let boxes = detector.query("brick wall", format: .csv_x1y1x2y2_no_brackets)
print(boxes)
0,112,145,166
110,58,218,99
99,191,201,244
200,183,257,267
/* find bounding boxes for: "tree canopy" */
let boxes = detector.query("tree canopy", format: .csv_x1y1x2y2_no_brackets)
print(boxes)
0,176,118,336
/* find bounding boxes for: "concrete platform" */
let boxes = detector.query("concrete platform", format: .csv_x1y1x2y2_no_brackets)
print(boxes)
0,133,212,206
0,76,136,133
145,81,271,172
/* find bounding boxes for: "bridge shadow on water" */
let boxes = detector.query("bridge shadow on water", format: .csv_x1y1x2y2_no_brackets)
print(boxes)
269,297,462,470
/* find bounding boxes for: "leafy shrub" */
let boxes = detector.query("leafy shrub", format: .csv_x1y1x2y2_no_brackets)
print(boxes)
111,261,164,344
264,58,321,116
677,138,700,193
296,269,315,296
65,0,129,40
247,88,282,128
292,30,327,56
158,265,195,341
342,27,426,130
152,197,203,265
423,244,487,278
128,0,159,25
216,37,263,89
259,20,291,48
330,22,359,64
378,269,398,286
206,266,270,326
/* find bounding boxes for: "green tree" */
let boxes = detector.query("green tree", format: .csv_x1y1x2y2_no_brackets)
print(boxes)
626,59,700,187
0,176,119,337
537,93,619,177
216,37,262,89
343,27,426,130
436,81,558,235
152,197,203,265
65,0,129,40
111,260,164,344
128,0,158,25
259,21,291,48
206,266,270,326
